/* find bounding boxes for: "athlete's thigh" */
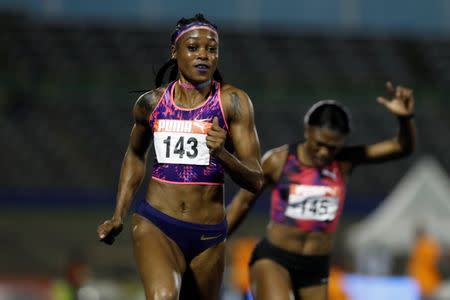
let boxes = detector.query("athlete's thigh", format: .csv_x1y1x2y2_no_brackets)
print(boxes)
132,214,186,300
250,259,294,300
297,284,327,300
181,242,225,300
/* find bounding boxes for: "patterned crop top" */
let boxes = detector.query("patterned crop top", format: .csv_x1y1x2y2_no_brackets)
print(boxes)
270,143,346,233
149,80,230,185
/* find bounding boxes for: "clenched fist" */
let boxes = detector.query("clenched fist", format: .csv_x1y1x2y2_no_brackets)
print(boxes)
206,116,227,156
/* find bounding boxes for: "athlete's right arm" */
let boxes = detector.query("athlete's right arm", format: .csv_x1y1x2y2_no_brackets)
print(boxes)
226,147,286,237
97,89,161,245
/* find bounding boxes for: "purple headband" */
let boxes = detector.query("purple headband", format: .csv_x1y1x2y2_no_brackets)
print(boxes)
170,22,218,45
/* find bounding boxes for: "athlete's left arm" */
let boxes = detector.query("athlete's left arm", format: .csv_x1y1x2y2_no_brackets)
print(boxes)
206,87,263,193
338,82,416,169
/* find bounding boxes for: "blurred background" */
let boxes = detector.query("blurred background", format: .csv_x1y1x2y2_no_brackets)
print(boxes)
1,0,450,299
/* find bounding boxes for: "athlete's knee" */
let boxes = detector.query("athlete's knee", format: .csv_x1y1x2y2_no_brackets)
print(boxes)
144,286,179,300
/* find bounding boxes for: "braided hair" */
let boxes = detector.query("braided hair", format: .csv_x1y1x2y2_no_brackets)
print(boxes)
155,13,223,88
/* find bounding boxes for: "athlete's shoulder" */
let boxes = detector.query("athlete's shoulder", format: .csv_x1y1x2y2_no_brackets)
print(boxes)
220,83,239,93
261,145,289,178
133,87,165,123
219,84,254,122
136,87,165,108
263,144,289,163
220,84,250,100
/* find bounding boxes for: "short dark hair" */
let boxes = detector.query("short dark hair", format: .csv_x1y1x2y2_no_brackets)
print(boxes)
304,100,351,134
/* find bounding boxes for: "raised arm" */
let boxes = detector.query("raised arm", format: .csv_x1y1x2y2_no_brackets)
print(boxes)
207,87,263,193
97,90,160,244
338,82,416,169
226,147,286,236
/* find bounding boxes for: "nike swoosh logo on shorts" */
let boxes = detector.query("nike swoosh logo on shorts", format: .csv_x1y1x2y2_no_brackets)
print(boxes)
200,234,222,241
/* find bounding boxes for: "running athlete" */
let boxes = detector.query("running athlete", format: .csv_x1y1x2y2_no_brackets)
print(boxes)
226,82,416,300
97,14,263,300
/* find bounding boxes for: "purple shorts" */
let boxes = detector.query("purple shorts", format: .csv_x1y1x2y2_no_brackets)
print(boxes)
135,199,227,262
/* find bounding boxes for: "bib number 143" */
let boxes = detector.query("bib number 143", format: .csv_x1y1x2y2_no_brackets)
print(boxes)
154,132,210,165
163,136,198,159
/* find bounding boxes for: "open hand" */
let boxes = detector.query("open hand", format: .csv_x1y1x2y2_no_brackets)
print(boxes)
377,81,414,117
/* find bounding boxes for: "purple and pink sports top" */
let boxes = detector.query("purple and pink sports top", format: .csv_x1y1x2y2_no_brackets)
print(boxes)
271,144,346,233
149,80,230,185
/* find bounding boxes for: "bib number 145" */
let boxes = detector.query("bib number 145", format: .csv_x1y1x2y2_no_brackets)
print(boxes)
285,184,339,221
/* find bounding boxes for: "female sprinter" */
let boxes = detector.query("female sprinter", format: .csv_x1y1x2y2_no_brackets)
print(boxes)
97,14,263,300
226,82,416,300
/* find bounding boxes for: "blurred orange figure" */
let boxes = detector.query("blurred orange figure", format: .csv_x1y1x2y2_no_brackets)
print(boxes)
407,227,441,298
328,265,349,300
231,237,257,293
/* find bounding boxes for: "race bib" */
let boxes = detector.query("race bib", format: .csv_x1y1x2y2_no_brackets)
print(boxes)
285,184,339,221
153,119,211,165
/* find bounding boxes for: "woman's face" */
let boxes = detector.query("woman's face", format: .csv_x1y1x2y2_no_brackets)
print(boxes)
172,29,219,83
304,126,346,167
